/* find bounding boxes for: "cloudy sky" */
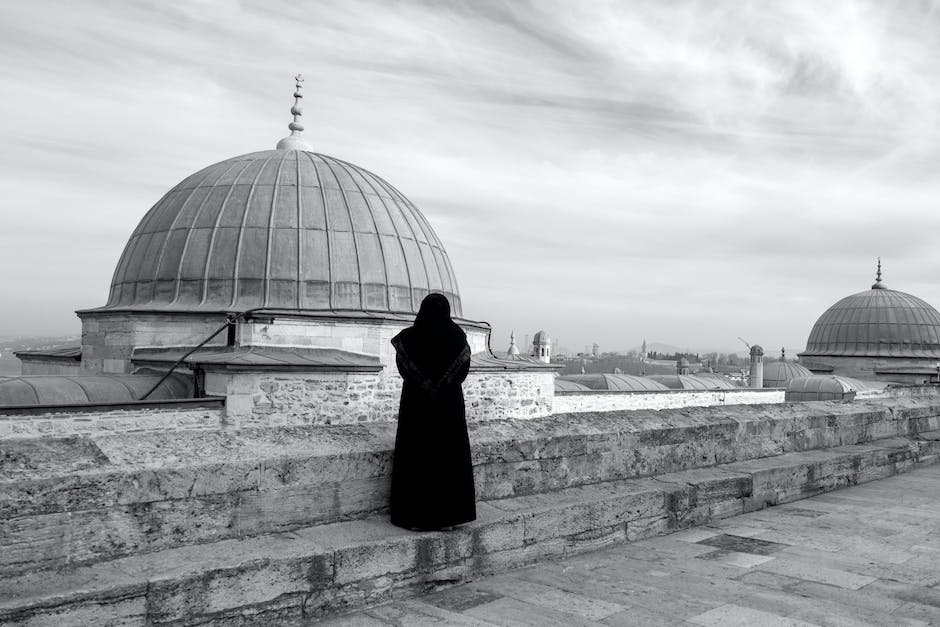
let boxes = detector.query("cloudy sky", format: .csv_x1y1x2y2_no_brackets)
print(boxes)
2,0,939,354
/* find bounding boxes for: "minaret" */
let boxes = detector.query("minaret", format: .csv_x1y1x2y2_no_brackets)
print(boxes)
507,331,520,358
641,339,647,362
749,345,764,388
276,74,312,151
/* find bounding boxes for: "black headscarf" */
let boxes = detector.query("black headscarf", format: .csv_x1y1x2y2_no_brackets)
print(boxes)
393,294,468,379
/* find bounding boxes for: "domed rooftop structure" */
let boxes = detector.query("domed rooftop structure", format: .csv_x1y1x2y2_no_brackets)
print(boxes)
784,375,868,402
556,374,669,392
647,374,737,390
800,261,940,359
763,361,812,388
96,75,461,317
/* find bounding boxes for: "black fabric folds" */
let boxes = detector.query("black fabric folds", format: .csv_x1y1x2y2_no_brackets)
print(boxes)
389,294,476,530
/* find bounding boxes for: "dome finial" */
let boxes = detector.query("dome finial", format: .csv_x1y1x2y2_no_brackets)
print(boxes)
872,257,886,289
276,73,312,151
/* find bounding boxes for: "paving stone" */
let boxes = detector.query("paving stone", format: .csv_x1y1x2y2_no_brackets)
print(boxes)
699,549,776,568
671,528,720,543
601,605,687,626
471,578,625,620
696,533,789,555
893,601,940,625
754,558,878,590
366,598,500,626
464,596,607,626
423,585,506,613
688,603,820,626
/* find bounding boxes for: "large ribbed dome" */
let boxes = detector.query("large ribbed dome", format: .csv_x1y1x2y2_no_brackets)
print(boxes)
101,149,461,316
801,285,940,358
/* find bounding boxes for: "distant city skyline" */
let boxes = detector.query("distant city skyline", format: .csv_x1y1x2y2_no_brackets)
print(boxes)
2,1,939,353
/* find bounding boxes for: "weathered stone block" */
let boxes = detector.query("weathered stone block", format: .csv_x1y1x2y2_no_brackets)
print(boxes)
147,558,319,622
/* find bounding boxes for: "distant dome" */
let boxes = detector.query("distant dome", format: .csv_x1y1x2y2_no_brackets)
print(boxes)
99,150,461,317
533,330,550,344
801,284,940,359
763,361,812,388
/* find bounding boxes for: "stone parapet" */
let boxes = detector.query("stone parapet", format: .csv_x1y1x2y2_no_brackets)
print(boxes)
1,399,939,578
1,431,937,624
213,369,556,427
554,388,785,413
0,400,223,440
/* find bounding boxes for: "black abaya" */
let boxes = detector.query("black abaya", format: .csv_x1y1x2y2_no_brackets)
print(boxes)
389,294,476,530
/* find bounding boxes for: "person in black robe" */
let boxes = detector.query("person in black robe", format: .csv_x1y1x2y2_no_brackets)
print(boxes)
389,293,476,530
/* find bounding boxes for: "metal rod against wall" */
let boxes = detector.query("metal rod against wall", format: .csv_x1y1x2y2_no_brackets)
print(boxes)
139,309,261,401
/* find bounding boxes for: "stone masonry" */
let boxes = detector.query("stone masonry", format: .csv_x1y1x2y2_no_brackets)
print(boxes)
210,369,555,427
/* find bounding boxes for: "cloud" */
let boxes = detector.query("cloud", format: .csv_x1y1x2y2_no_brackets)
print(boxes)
0,0,938,354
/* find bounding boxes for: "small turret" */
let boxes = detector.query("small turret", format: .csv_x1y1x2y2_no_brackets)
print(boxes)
749,345,764,389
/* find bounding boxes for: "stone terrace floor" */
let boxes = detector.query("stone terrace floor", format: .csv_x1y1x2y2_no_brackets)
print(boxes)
317,464,940,626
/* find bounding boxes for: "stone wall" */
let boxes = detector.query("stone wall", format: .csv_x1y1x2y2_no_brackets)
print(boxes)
209,368,555,427
238,316,489,371
79,312,491,376
18,358,82,376
464,370,554,421
0,402,223,440
79,312,227,374
802,354,940,384
553,388,785,413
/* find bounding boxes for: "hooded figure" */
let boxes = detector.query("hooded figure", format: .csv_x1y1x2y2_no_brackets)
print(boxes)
389,293,476,530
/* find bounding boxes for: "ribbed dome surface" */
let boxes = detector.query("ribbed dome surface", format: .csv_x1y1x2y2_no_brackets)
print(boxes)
556,374,669,392
762,362,813,388
647,374,737,390
802,288,940,358
103,150,461,316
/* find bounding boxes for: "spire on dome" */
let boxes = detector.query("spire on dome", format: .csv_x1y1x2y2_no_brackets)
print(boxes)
872,257,887,290
276,74,312,151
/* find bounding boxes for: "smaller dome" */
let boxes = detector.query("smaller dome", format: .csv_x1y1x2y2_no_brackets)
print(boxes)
533,330,551,345
554,379,592,392
763,362,812,388
557,374,669,392
678,357,690,367
0,374,192,407
648,374,737,390
785,375,866,402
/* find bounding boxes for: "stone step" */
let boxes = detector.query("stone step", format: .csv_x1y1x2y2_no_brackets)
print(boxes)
2,432,937,626
3,400,939,576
